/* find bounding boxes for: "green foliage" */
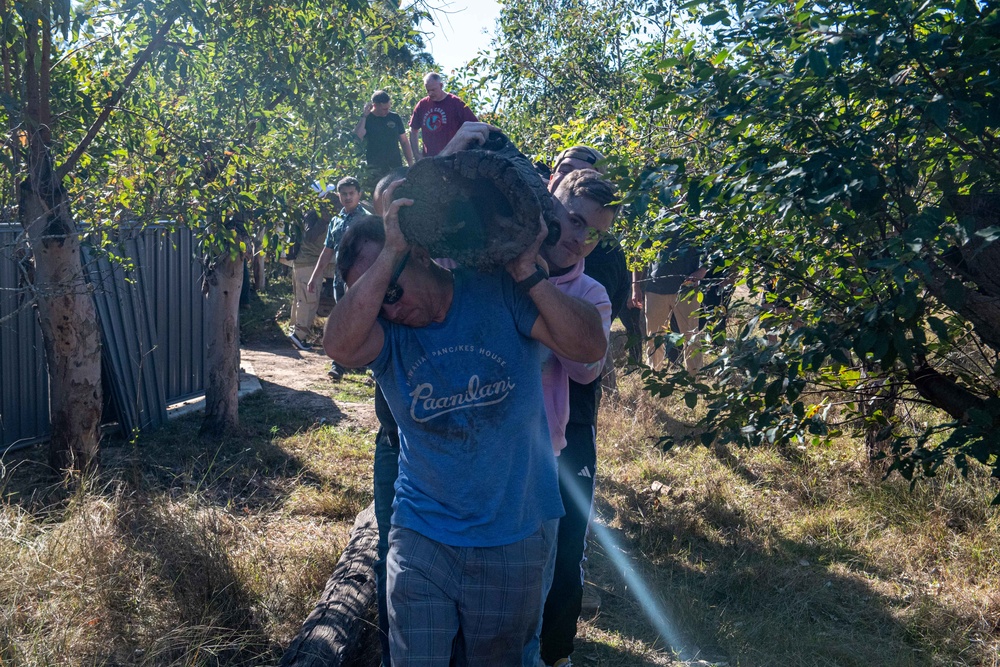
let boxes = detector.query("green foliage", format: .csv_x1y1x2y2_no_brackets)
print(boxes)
461,0,673,164
635,0,1000,493
475,0,1000,496
1,0,430,257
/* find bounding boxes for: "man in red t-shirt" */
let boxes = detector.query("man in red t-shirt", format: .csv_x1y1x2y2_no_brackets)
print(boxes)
408,72,478,158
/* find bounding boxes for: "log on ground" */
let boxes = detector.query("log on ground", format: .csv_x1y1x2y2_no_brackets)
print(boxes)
280,502,381,667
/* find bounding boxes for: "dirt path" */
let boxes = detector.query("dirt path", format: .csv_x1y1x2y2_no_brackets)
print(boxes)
241,338,378,430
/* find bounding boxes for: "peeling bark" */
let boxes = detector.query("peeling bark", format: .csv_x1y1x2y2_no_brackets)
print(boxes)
19,8,101,473
20,162,102,473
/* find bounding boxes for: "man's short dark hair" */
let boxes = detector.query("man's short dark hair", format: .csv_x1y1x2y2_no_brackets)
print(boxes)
371,90,390,104
337,215,384,281
555,169,619,214
337,176,361,193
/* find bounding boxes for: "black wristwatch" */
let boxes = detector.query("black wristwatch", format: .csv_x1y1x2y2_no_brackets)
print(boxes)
515,265,548,293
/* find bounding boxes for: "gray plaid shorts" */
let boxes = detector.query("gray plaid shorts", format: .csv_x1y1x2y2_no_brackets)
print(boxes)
387,521,558,666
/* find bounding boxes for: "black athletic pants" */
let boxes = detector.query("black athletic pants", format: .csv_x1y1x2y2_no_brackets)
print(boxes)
539,421,597,665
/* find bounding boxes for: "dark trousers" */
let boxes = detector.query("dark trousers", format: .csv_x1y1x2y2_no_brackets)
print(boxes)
373,387,401,667
539,422,597,665
622,305,645,365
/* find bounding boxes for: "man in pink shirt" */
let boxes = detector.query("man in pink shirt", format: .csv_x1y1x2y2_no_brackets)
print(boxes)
408,72,478,158
538,166,618,667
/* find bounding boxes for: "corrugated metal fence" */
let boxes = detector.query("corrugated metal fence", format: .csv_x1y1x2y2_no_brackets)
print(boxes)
0,224,49,449
0,222,207,451
136,225,207,402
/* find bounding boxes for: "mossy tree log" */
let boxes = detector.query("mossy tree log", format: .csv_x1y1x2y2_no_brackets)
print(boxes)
396,133,557,271
280,503,381,667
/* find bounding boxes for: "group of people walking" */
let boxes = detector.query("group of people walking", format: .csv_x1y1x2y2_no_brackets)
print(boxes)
285,71,710,667
286,73,480,371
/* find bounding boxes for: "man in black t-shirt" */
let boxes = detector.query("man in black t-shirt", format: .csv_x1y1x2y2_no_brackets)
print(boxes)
354,90,415,193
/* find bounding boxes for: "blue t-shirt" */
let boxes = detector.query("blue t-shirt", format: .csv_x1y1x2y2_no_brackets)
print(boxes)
370,269,564,547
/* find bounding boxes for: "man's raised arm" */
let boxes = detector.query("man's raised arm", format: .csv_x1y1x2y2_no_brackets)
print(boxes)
508,221,606,363
354,102,372,140
324,197,412,368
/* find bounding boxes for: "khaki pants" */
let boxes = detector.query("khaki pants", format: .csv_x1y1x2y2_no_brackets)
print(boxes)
290,264,320,339
644,291,703,373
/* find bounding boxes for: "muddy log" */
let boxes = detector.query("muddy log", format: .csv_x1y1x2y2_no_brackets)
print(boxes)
280,502,381,667
396,132,557,271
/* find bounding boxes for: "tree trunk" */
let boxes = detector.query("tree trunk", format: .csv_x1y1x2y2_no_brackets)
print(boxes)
923,194,1000,355
20,8,102,474
20,160,103,473
200,252,243,436
858,364,898,469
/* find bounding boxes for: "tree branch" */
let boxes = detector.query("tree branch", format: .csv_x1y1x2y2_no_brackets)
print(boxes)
56,15,178,181
908,361,986,422
49,34,113,69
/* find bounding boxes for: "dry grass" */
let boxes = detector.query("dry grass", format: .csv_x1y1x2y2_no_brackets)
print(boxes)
0,392,363,667
2,330,999,665
585,372,1000,666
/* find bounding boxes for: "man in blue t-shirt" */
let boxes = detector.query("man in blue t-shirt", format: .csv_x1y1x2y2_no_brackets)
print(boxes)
323,184,606,666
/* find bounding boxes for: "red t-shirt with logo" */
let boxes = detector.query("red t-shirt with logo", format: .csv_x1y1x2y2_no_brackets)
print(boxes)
409,93,478,157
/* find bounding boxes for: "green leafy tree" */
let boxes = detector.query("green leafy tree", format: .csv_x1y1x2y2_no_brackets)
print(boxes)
638,0,1000,492
96,0,426,435
3,0,427,468
3,0,187,472
476,0,1000,495
462,0,673,162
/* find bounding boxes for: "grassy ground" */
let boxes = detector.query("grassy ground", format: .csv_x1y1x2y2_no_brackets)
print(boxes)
588,377,1000,666
1,275,998,666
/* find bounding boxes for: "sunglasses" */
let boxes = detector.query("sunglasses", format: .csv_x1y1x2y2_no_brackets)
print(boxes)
383,251,411,305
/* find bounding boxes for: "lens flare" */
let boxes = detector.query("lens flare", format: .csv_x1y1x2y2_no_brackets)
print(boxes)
562,471,699,662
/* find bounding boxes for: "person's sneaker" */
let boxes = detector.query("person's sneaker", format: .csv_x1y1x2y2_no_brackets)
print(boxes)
328,362,344,381
553,659,573,667
288,332,312,351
